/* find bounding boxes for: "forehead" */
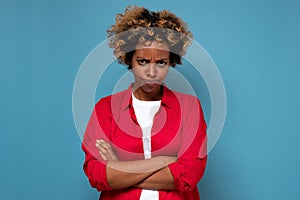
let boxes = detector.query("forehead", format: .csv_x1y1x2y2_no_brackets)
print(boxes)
134,41,170,58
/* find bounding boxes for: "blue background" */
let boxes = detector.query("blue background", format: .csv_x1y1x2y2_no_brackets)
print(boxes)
1,0,299,199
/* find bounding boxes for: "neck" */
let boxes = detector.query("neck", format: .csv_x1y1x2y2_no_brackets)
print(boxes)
133,85,163,101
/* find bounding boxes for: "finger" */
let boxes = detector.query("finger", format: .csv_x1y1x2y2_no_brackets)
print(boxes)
98,139,111,148
96,140,119,161
106,146,118,160
98,141,114,156
96,143,110,160
96,139,105,145
101,143,112,151
100,146,115,161
96,140,107,147
99,151,107,160
96,139,105,144
110,153,119,161
96,140,110,149
96,143,109,154
99,141,117,159
96,140,107,149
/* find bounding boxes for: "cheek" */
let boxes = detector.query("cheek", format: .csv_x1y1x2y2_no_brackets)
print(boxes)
160,69,169,78
132,68,143,78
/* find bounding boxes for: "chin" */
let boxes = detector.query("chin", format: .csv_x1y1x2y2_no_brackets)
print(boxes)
141,83,160,93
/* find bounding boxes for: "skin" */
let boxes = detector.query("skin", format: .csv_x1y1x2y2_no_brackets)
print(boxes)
95,41,176,190
132,41,171,101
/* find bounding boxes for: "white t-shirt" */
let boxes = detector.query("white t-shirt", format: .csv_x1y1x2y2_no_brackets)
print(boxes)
132,93,161,200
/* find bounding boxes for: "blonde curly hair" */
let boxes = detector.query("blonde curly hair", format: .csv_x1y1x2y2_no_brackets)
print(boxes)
107,6,193,68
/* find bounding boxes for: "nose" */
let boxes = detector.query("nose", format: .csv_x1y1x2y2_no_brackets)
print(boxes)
147,63,157,78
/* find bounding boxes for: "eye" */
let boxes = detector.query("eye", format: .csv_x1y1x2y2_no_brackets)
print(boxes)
157,60,167,67
137,59,148,66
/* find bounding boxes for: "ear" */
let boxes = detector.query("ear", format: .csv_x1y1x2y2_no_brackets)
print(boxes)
125,60,131,65
127,64,132,70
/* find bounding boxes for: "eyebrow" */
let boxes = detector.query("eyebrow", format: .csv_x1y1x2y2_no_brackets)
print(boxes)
136,57,169,61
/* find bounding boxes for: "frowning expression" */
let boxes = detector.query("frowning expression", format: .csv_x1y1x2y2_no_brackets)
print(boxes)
131,41,170,100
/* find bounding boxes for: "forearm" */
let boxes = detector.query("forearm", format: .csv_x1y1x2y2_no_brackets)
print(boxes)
134,166,175,190
106,156,176,189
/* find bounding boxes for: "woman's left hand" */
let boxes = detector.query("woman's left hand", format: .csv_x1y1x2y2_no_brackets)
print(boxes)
95,139,119,161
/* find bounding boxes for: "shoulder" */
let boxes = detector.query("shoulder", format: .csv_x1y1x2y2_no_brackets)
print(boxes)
173,90,198,102
95,89,129,110
164,87,204,115
165,87,200,104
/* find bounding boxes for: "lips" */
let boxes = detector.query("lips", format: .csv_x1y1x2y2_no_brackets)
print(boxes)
143,80,161,85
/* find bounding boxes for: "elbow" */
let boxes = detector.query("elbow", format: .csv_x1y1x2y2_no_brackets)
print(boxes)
172,164,206,192
106,180,123,190
85,169,112,191
83,160,112,191
175,178,199,192
88,178,108,192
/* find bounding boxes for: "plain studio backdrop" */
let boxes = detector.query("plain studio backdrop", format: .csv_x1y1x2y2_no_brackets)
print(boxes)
0,0,299,200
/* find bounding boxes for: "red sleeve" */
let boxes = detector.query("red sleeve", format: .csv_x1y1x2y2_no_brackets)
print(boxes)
168,98,207,192
82,98,113,191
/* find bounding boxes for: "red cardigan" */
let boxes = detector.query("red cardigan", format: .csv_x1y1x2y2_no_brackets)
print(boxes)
82,85,207,200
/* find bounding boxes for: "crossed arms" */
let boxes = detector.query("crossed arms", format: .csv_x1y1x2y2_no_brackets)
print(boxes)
94,139,176,190
82,97,207,192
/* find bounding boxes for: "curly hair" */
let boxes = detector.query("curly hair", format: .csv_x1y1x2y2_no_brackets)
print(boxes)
107,6,193,68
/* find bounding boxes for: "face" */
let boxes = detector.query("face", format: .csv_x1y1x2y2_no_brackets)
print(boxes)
131,41,170,101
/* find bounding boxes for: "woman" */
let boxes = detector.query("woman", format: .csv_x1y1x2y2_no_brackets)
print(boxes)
82,6,207,200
